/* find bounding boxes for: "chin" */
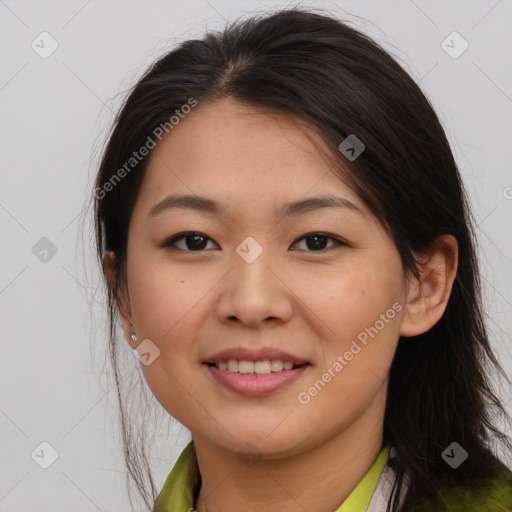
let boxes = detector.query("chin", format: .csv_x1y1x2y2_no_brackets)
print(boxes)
223,429,307,458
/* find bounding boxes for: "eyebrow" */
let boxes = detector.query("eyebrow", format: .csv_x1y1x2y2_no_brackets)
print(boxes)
147,193,364,220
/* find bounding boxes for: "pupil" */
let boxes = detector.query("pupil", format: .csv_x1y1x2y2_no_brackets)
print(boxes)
187,235,207,250
307,234,327,250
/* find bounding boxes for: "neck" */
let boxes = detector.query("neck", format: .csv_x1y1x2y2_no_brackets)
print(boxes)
193,391,386,512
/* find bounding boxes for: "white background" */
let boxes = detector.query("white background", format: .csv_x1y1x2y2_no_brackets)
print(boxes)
1,0,511,510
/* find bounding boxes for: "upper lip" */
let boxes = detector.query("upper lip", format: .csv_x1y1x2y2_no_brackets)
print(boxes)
203,347,309,365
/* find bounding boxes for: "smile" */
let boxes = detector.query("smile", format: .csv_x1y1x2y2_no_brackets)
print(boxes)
203,361,311,396
209,359,305,374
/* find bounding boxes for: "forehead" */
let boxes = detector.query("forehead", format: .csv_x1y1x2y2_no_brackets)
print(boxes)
135,97,367,218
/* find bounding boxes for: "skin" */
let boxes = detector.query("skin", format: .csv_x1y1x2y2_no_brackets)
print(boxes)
103,97,458,512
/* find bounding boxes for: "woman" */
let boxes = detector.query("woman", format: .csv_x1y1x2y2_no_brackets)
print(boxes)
92,8,512,512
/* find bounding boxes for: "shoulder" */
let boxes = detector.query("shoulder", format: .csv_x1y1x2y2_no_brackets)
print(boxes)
418,470,512,512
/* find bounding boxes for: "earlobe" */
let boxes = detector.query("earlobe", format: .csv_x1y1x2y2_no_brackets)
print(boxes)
400,234,458,338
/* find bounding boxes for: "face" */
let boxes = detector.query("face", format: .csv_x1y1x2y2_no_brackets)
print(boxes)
119,97,408,458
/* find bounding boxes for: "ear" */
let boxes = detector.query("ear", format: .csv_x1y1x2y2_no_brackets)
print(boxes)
400,234,458,337
102,251,136,347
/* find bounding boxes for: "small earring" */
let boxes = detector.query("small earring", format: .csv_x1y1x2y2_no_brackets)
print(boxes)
128,323,138,342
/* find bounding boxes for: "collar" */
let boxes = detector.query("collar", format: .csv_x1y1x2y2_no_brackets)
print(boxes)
157,441,390,512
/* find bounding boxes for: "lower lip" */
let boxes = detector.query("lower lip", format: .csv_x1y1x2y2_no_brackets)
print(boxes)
203,364,310,396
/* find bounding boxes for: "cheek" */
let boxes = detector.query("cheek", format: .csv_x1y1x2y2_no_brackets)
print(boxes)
127,254,211,340
300,257,404,400
296,283,402,433
125,252,228,406
303,257,404,344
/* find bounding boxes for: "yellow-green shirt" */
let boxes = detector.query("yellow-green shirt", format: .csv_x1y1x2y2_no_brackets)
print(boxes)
156,441,390,511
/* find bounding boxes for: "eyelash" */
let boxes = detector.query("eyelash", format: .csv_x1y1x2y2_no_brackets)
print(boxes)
161,231,348,253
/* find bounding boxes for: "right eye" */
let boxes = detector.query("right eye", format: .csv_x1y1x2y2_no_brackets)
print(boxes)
161,232,219,252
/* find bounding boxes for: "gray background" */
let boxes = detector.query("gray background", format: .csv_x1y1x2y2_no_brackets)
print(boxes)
1,0,511,510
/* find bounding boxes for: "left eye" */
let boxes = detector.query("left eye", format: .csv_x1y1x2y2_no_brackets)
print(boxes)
291,233,345,251
162,232,346,252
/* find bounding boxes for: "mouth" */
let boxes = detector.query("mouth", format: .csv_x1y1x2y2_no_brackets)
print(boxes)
202,359,311,396
204,359,309,374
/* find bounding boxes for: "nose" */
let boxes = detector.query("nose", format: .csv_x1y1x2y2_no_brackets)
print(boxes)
214,243,294,328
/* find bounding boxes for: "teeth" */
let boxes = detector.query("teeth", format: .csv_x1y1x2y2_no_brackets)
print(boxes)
270,360,283,371
239,361,254,374
255,360,271,374
215,359,299,374
227,359,238,372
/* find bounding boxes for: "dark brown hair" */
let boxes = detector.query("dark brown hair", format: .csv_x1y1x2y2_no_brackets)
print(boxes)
91,8,511,511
